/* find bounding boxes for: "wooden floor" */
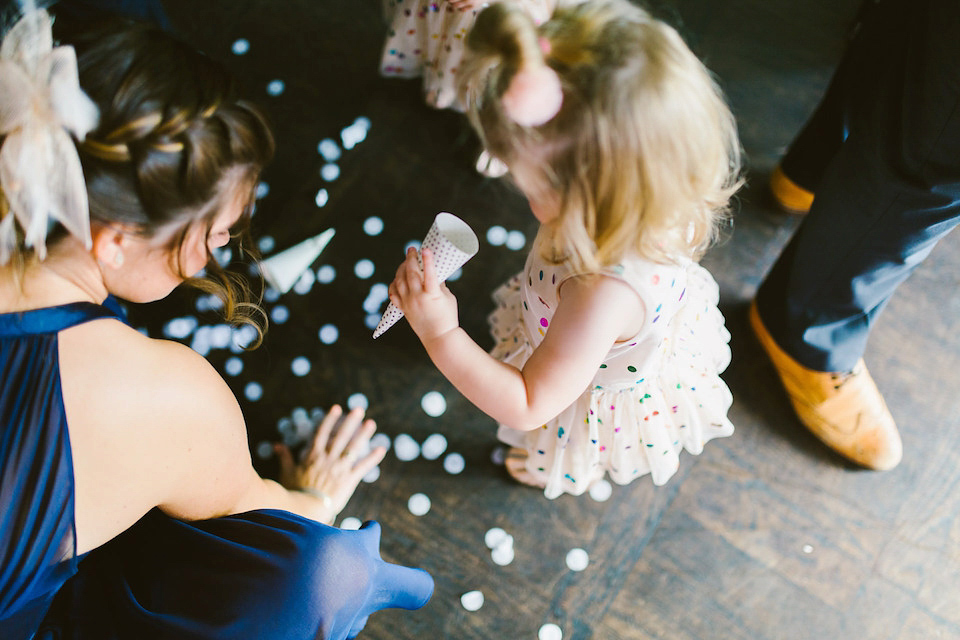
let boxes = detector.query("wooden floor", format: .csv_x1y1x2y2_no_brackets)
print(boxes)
140,1,960,638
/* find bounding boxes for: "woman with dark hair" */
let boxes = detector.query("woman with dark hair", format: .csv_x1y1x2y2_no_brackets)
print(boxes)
0,9,432,639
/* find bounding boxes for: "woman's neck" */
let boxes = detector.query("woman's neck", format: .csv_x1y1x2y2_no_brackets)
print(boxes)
0,238,109,313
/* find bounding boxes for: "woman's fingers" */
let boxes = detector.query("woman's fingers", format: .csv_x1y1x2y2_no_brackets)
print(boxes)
305,404,343,464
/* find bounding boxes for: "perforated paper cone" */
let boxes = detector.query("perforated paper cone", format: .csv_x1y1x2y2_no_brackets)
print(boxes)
260,228,335,294
373,212,478,339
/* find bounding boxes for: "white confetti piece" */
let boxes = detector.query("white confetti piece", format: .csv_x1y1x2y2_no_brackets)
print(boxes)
317,264,336,283
354,259,375,279
315,188,329,208
318,324,339,344
291,357,311,377
292,268,316,295
565,548,589,572
588,479,613,502
506,230,526,250
264,287,281,303
491,543,514,566
231,38,249,55
803,544,814,554
257,235,275,253
209,324,232,349
224,356,243,376
317,138,341,162
539,623,563,640
266,79,285,96
407,493,431,516
277,416,294,436
341,118,369,149
362,466,380,483
271,305,289,324
363,216,384,236
447,267,462,282
364,313,381,330
484,527,508,549
486,225,507,246
255,441,273,459
369,433,391,452
232,324,259,351
244,382,263,401
421,433,447,460
460,591,484,612
212,247,232,267
255,182,269,199
491,446,506,465
347,393,368,410
162,316,197,339
393,434,420,461
443,452,465,474
340,517,362,530
320,163,340,181
420,391,447,417
190,327,211,356
310,407,326,423
291,407,310,428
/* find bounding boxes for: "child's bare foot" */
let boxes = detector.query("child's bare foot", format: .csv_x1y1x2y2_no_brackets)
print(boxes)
505,448,546,488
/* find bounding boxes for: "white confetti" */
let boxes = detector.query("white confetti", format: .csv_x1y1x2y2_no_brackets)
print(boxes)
506,230,526,250
291,407,311,429
565,548,589,572
340,517,362,530
341,118,369,149
292,268,316,295
291,357,311,377
317,138,341,162
255,441,273,459
491,543,514,566
162,316,197,339
190,327,211,356
320,163,340,181
803,544,814,554
420,391,447,417
310,407,326,423
484,527,508,550
347,393,368,410
255,182,269,199
486,225,507,246
318,324,339,344
539,623,563,640
257,235,275,253
231,38,250,55
443,452,465,475
369,433,391,452
271,305,289,324
460,591,484,612
393,434,420,461
407,493,431,516
588,479,613,502
421,433,448,460
232,324,259,351
315,188,329,208
277,417,294,436
224,356,243,376
363,216,384,236
316,264,336,283
364,313,381,330
447,267,462,282
354,259,375,279
266,79,285,96
212,246,232,267
362,466,381,483
264,287,281,303
209,324,232,348
244,382,263,401
491,446,506,465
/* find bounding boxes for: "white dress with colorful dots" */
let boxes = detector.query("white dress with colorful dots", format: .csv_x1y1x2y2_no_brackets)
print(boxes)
380,0,554,111
489,246,734,499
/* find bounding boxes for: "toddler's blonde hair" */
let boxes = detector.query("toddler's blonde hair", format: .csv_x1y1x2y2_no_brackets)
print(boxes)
460,0,742,271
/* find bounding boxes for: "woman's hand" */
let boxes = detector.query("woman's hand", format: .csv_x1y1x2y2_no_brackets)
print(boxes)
389,247,460,344
274,405,386,523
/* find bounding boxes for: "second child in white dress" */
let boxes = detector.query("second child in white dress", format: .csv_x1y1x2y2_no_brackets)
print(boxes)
389,0,743,499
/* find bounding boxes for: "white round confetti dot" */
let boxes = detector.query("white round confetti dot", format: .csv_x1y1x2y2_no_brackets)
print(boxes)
320,163,340,181
802,544,814,554
460,591,484,612
224,356,243,376
293,268,315,295
317,264,336,283
347,393,368,410
588,479,613,502
490,446,506,465
486,225,508,246
271,305,289,324
363,216,384,236
484,527,508,550
362,466,380,483
257,235,275,253
209,324,232,348
255,441,273,459
539,623,563,640
231,38,249,55
565,548,589,572
491,543,514,566
340,517,362,530
354,259,375,279
420,433,447,460
266,79,285,96
163,316,197,339
263,287,281,303
255,182,269,199
291,357,311,377
317,138,341,162
244,382,263,401
393,434,420,461
407,493,431,516
506,230,526,250
420,391,447,417
446,267,462,282
443,452,465,475
318,324,339,344
315,188,329,208
369,433,391,452
364,313,381,330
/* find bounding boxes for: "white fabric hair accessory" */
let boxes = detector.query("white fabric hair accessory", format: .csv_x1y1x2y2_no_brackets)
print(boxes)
0,8,99,263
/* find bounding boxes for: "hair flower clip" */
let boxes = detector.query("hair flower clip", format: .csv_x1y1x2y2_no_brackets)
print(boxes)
0,8,99,263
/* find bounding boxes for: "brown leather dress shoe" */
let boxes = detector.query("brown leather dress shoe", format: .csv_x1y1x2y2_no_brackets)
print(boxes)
749,301,902,470
769,165,815,214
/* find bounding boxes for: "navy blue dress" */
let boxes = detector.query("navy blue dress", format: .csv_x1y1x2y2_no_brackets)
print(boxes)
0,302,433,639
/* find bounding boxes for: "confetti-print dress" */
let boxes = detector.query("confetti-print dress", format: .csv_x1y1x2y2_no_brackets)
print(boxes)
489,248,734,499
380,0,554,111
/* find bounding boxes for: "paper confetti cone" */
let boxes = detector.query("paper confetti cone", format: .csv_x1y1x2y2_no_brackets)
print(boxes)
260,228,335,294
373,212,478,339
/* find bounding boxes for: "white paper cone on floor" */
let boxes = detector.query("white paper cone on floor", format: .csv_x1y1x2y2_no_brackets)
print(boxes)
260,228,335,294
373,212,478,339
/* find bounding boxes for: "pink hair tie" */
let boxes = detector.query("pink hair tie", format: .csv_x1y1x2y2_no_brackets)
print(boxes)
502,64,563,127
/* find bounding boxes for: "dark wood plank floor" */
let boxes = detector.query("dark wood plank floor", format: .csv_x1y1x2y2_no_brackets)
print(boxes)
134,1,960,638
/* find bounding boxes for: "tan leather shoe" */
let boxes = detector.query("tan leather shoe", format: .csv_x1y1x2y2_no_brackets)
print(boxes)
770,165,815,214
749,301,902,470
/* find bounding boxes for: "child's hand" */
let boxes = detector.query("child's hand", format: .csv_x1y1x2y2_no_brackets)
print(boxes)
389,247,460,343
